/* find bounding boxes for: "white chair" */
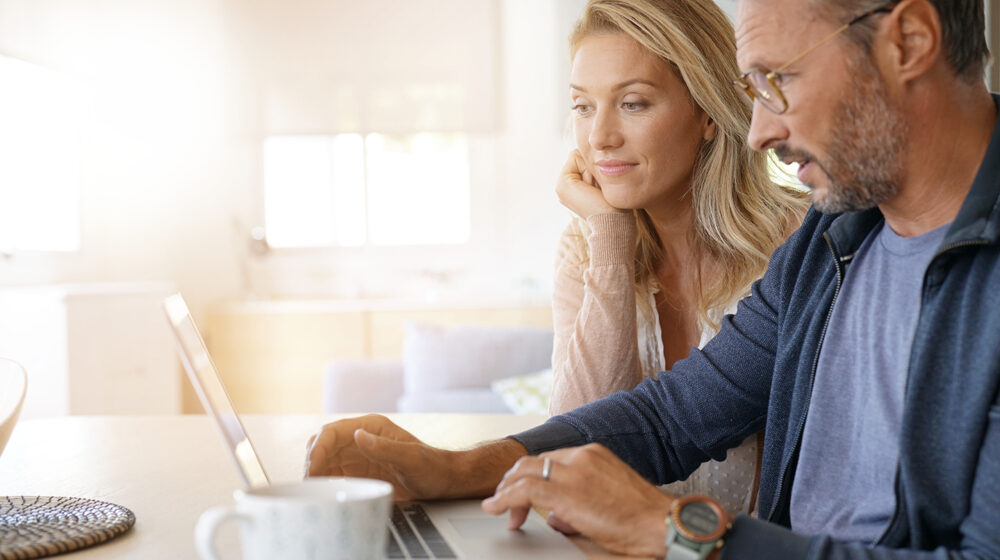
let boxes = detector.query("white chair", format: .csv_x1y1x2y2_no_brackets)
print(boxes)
0,358,27,458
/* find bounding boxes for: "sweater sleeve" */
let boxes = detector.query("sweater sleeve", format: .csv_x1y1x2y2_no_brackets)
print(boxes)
548,213,643,416
515,209,1000,558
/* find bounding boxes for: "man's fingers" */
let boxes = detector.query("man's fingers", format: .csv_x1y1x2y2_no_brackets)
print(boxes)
305,424,359,477
305,435,328,477
507,506,531,530
483,479,559,531
482,477,556,518
547,511,579,535
305,417,422,480
354,428,414,466
354,428,381,452
496,455,544,492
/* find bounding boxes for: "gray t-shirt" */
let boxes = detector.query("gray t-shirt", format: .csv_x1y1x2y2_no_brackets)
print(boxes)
789,220,949,543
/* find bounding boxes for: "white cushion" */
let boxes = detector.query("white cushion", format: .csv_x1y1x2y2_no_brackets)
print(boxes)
490,368,552,415
401,322,553,395
322,359,404,413
396,389,511,414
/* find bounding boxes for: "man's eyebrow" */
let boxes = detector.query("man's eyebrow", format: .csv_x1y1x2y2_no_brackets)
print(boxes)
570,79,659,93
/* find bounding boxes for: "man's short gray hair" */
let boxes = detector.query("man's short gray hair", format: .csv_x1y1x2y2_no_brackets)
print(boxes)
809,0,988,82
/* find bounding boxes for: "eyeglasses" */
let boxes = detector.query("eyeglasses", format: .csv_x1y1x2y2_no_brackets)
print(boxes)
733,2,897,114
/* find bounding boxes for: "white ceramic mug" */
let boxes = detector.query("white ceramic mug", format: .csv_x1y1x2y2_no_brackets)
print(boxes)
195,477,392,560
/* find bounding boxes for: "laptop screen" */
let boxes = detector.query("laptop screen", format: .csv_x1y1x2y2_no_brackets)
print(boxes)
163,294,269,489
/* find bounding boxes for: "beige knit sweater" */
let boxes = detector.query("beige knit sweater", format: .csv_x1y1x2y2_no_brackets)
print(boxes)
550,212,758,514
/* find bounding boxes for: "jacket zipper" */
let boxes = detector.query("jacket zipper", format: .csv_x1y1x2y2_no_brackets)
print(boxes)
875,237,988,544
769,233,849,522
930,239,988,259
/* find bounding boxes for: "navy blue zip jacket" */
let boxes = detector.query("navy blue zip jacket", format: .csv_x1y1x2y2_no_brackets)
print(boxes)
512,106,1000,558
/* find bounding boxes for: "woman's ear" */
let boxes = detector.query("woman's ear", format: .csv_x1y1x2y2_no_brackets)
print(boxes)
703,116,717,142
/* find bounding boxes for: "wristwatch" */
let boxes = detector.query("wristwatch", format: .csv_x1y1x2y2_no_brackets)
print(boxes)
664,495,730,560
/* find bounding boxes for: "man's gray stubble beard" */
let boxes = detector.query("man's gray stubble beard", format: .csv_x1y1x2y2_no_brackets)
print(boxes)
811,51,907,214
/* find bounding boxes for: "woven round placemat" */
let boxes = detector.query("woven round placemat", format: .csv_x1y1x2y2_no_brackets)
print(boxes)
0,496,135,559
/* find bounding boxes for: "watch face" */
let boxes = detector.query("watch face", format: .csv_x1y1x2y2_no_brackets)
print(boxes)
679,501,720,537
672,496,727,543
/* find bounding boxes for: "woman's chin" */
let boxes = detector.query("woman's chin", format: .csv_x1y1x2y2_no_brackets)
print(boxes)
596,187,639,210
601,196,643,212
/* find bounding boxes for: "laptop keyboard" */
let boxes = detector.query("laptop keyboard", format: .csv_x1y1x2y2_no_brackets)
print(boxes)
387,503,457,559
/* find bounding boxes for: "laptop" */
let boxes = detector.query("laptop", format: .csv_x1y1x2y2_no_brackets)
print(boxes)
163,293,586,559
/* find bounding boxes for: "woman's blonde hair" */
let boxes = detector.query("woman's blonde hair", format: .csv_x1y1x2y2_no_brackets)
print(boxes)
570,0,808,330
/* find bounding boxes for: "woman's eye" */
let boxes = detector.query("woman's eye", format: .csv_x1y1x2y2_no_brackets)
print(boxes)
622,102,646,112
571,104,593,115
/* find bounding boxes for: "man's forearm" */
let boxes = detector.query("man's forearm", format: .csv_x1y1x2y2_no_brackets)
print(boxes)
444,438,528,499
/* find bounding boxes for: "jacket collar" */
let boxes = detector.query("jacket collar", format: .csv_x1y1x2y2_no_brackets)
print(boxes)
825,93,1000,258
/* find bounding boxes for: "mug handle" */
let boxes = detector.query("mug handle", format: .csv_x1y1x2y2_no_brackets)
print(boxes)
195,505,252,560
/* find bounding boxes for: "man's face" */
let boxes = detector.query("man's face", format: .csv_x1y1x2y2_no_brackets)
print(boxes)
736,0,906,213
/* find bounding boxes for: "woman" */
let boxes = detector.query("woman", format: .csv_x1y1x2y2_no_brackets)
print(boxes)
550,0,808,514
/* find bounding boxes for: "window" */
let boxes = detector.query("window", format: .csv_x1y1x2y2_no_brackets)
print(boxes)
0,55,82,253
769,155,807,192
241,0,497,253
263,132,470,248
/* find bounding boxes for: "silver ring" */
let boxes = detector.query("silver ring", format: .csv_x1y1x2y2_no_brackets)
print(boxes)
542,457,552,481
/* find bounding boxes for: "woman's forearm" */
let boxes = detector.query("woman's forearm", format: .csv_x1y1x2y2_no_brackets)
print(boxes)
550,214,643,414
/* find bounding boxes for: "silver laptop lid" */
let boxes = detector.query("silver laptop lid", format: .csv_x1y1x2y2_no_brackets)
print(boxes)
163,293,269,489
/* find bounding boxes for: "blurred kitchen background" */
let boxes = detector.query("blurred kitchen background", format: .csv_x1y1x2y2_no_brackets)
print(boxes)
0,0,994,419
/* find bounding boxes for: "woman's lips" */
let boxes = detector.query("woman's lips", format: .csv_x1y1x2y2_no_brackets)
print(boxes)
595,160,638,177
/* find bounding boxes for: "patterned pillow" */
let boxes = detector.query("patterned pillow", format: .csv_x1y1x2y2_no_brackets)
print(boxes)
489,369,552,415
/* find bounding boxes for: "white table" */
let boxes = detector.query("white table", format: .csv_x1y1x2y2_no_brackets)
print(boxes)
0,414,635,559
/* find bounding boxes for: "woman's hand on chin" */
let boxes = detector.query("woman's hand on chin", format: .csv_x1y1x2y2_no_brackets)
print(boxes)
555,150,626,219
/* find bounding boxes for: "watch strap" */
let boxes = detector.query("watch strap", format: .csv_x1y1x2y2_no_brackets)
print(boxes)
665,531,703,560
666,546,702,560
666,523,717,560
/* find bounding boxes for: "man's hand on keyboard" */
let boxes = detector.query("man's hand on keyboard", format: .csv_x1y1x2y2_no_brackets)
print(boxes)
305,414,528,501
481,443,674,558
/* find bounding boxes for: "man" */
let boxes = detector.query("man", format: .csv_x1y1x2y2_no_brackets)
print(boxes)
306,0,1000,557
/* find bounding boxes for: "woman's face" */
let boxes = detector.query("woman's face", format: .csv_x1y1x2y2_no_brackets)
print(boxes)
570,33,714,213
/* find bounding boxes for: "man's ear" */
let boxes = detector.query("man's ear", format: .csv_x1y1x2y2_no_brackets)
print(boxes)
881,0,941,84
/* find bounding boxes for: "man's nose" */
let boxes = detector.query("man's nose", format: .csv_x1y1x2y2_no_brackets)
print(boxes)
747,101,788,152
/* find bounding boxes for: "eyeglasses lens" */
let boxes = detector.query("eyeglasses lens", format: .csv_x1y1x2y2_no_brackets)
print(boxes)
746,72,787,114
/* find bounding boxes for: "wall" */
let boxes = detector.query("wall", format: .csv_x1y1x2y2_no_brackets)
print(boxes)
242,0,576,302
716,0,738,20
0,0,584,317
0,0,248,320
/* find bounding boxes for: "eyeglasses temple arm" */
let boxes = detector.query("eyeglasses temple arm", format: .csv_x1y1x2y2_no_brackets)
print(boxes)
773,5,893,74
772,21,850,74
